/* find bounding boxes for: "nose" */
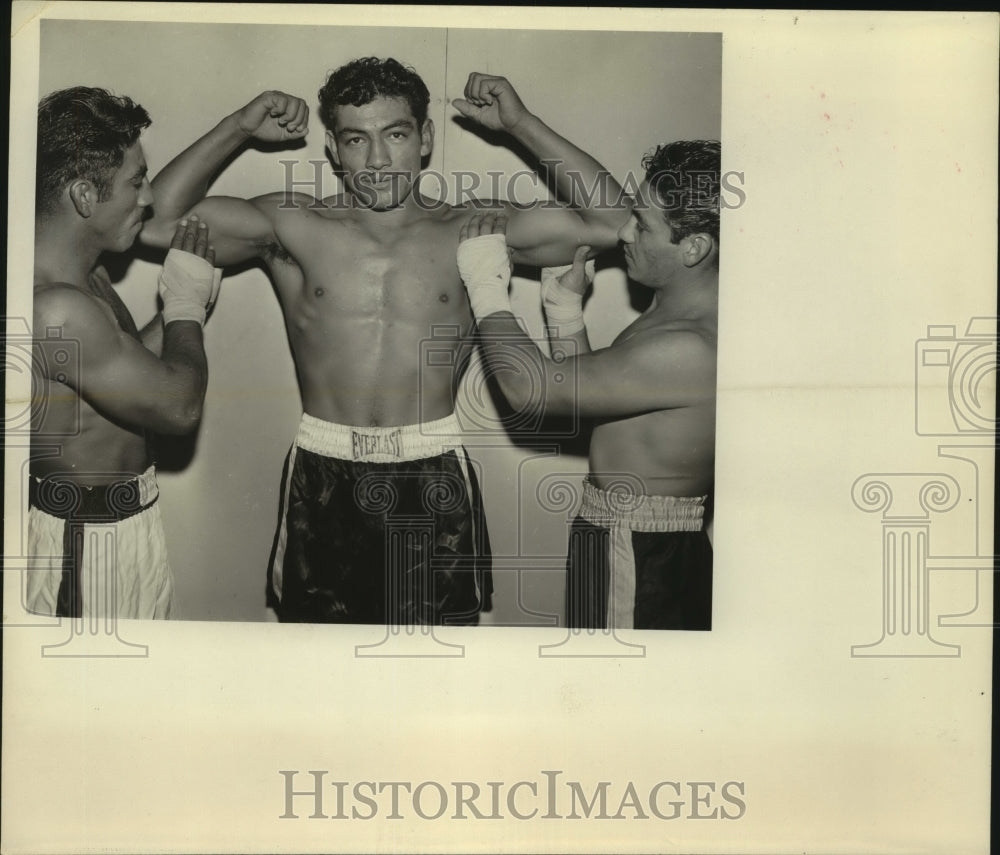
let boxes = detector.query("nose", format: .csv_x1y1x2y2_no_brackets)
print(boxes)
366,139,390,171
138,178,154,208
618,215,635,244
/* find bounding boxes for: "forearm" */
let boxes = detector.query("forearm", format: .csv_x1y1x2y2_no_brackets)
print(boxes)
139,313,164,357
509,114,628,227
149,113,250,231
478,313,550,412
157,322,209,433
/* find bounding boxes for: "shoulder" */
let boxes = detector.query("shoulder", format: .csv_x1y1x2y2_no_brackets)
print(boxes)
33,282,109,328
615,321,716,367
33,283,122,362
250,191,326,218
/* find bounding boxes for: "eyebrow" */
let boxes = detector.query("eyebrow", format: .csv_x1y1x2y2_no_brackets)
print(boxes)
130,165,148,181
337,119,416,136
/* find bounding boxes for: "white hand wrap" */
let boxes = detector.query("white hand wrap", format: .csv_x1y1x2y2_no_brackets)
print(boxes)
158,249,223,327
540,263,591,336
456,234,512,321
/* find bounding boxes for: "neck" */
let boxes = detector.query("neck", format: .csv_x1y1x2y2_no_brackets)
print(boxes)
34,216,102,286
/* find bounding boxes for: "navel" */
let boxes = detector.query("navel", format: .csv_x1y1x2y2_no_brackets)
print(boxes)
314,287,325,298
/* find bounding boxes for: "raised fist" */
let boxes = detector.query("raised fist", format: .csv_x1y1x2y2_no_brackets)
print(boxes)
451,73,530,134
236,91,309,143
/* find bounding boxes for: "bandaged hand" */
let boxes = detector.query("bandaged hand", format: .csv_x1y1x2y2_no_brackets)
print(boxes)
457,212,512,321
541,245,594,336
158,217,222,326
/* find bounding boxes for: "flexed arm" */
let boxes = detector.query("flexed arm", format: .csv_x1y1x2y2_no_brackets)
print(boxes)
458,215,714,419
453,74,630,266
35,220,220,434
142,92,310,265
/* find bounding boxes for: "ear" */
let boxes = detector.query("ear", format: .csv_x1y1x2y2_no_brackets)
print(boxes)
325,130,340,168
681,232,716,268
420,119,434,158
68,180,96,218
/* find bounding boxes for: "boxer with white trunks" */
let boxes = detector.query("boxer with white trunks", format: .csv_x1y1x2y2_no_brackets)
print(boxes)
31,86,221,618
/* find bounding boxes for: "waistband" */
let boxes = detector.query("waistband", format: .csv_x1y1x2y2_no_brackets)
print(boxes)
28,466,159,521
578,478,706,532
295,413,464,463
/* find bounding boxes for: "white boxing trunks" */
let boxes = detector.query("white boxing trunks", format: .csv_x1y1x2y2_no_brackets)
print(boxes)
27,466,173,619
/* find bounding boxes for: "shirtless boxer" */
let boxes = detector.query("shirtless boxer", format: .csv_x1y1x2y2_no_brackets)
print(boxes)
457,141,719,630
30,87,222,618
140,58,628,624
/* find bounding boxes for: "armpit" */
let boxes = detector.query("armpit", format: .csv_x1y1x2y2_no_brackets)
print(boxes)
261,239,299,267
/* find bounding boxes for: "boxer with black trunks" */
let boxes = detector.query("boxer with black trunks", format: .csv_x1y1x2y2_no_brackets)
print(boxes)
141,59,630,624
457,141,720,631
30,87,222,619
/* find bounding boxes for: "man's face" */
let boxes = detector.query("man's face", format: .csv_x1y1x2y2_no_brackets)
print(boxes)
328,96,432,210
617,180,683,288
90,141,153,252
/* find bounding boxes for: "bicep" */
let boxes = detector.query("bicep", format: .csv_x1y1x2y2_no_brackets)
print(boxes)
505,204,624,267
544,334,717,418
143,195,277,265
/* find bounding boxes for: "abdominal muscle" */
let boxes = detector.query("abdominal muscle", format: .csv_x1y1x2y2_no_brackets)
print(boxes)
270,234,474,428
290,313,467,427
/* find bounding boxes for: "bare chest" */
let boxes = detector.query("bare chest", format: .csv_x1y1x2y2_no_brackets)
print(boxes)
272,215,470,329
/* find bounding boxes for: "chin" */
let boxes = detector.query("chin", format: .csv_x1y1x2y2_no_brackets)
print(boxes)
115,233,140,252
355,175,415,209
372,192,412,211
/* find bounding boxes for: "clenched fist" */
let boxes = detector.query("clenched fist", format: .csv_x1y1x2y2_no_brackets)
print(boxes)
451,73,530,134
236,91,309,143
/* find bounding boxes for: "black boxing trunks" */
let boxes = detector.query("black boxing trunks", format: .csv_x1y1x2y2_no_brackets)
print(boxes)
269,413,492,624
26,466,172,619
565,479,711,630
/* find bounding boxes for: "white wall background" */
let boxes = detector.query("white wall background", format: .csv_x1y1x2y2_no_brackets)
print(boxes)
38,22,721,622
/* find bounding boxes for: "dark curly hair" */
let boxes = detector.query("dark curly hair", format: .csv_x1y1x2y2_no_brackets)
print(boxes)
317,57,430,130
36,86,151,216
642,140,721,244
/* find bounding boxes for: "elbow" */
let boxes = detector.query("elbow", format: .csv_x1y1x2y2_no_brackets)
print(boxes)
156,382,206,435
137,217,175,250
584,219,628,252
175,400,204,434
498,374,535,416
158,400,203,435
